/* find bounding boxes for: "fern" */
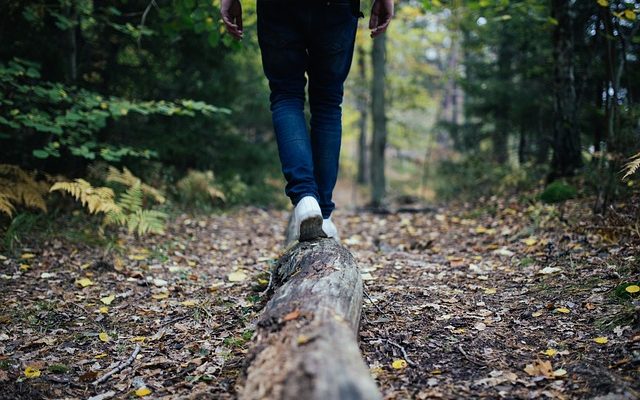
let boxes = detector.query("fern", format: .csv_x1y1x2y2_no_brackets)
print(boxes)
0,164,49,217
622,152,640,180
50,179,120,214
51,168,166,237
106,166,165,203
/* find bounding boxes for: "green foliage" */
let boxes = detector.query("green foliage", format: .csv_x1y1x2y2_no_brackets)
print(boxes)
539,181,577,204
51,166,167,236
2,212,44,251
433,155,542,201
1,58,229,165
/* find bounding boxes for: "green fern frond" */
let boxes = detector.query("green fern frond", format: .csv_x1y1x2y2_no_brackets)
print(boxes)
622,152,640,180
106,166,165,203
118,183,144,213
50,179,120,214
126,209,167,236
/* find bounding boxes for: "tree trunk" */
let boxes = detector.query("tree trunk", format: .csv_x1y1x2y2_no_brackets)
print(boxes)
493,28,511,165
356,45,369,185
370,34,387,208
241,239,381,400
549,0,582,179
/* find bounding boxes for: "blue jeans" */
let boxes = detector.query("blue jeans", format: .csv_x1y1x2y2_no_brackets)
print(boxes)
257,0,358,218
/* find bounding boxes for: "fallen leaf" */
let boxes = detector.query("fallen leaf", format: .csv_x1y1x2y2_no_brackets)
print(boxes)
135,387,152,397
539,266,562,275
625,285,639,294
555,308,570,314
94,353,108,359
24,366,41,378
76,278,94,288
228,271,248,282
130,336,146,343
524,360,553,378
180,300,197,307
553,368,567,377
522,237,537,246
594,337,608,344
283,310,301,321
40,272,57,279
100,295,115,305
542,349,557,357
21,253,36,259
392,359,408,369
99,332,110,342
532,311,543,317
99,306,109,314
484,288,497,295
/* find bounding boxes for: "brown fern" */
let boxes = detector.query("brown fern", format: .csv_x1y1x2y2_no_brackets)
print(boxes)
106,166,165,203
622,152,640,180
0,164,49,217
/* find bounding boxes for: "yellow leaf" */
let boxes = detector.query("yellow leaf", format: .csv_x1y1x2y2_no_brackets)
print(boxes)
257,278,269,285
99,332,110,342
24,366,41,378
135,387,152,397
152,292,169,300
484,288,497,295
80,262,91,270
532,311,543,317
625,285,639,294
522,237,537,246
130,336,146,343
180,300,197,307
391,359,408,369
452,328,466,334
624,9,636,21
187,260,196,267
100,295,115,305
542,349,557,357
594,336,608,344
20,264,30,271
98,306,109,314
128,254,147,261
597,0,608,7
228,271,248,282
21,253,36,259
555,308,570,314
76,278,94,288
95,353,108,359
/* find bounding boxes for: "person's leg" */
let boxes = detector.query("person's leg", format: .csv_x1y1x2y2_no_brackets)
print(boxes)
257,1,319,206
306,2,358,219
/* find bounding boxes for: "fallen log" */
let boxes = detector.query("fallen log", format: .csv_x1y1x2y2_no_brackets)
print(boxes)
241,237,382,400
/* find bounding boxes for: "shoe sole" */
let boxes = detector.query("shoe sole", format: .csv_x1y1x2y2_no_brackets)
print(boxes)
299,215,326,242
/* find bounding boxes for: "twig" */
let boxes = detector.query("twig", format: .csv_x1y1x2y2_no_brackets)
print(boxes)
457,344,485,367
137,0,159,48
386,339,417,367
363,287,388,317
93,344,141,385
260,268,274,297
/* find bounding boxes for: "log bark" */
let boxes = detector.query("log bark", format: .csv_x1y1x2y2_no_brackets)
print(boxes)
240,238,381,400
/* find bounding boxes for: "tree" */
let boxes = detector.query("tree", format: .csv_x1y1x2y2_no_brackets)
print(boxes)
370,34,388,207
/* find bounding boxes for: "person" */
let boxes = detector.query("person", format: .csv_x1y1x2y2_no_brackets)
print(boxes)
221,0,393,241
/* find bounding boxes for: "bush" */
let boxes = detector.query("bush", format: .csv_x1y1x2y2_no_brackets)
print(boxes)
539,181,577,204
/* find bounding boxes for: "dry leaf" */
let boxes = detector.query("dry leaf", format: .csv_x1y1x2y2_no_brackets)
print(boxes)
24,366,41,378
522,237,537,246
99,332,110,342
625,285,639,294
21,253,36,259
392,359,408,369
542,349,557,357
76,278,94,288
283,310,301,321
135,387,152,397
484,288,497,295
228,271,247,282
100,294,115,305
524,360,553,378
594,337,608,344
555,308,570,314
99,306,109,314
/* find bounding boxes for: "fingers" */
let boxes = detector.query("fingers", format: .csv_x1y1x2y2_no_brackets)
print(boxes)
370,17,391,38
222,16,243,40
369,13,379,30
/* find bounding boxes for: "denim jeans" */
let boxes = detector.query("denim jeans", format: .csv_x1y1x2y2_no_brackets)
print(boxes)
257,0,358,218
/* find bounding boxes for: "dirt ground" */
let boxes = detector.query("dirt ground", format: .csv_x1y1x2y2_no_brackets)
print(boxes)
0,196,638,399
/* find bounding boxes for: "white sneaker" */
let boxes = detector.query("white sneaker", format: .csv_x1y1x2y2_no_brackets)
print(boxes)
293,196,325,242
322,217,340,241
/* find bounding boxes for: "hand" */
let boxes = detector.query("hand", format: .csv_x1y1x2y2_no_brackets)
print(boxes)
221,0,243,40
369,0,394,38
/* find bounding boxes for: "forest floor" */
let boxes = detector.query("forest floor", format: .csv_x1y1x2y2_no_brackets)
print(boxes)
0,195,638,399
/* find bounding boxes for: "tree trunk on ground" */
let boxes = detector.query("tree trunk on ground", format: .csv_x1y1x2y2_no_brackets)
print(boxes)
550,0,582,179
370,34,387,208
241,238,381,400
357,45,369,185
